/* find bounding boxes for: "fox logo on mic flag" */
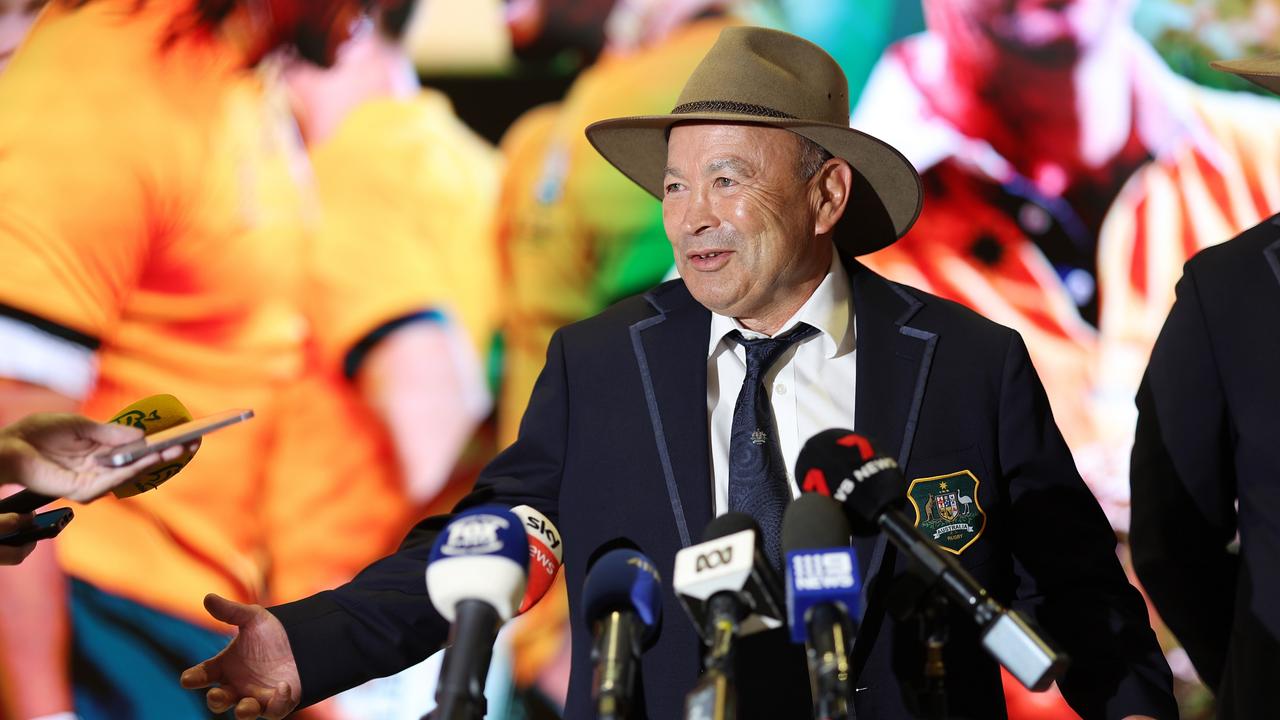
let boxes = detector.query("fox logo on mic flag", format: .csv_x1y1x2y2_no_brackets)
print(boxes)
427,506,529,622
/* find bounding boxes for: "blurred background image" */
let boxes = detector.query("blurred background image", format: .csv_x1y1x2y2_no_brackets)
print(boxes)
0,0,1275,718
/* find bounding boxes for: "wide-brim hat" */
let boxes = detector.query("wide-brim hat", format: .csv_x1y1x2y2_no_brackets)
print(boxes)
1211,53,1280,95
584,26,922,256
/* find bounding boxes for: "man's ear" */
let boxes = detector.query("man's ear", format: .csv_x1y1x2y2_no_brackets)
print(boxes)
811,158,854,237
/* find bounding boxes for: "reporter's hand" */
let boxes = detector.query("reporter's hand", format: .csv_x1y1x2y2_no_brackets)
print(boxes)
180,594,301,720
0,512,35,565
0,413,195,502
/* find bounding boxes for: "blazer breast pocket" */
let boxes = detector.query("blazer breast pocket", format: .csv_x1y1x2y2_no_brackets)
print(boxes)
901,445,997,570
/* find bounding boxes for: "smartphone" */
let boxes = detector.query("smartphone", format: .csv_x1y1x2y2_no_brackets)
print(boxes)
94,409,254,468
0,508,74,547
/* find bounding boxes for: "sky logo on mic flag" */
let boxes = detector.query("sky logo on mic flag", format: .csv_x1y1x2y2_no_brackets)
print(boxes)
511,505,564,614
785,548,861,644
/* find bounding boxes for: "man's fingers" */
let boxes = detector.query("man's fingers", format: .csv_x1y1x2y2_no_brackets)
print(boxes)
0,512,31,534
83,420,145,446
18,414,140,448
235,696,264,720
180,657,222,689
204,593,260,628
206,686,235,713
263,680,296,719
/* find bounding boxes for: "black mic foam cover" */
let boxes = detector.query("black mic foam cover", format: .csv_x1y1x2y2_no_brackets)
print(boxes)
796,429,904,536
781,494,852,555
703,512,761,542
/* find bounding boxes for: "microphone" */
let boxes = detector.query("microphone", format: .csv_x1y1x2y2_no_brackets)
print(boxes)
782,494,861,720
582,547,663,720
425,506,529,720
673,513,785,720
510,504,563,613
795,430,1068,691
0,393,200,513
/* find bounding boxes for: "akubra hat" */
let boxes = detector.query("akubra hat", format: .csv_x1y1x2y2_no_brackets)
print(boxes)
1211,53,1280,95
585,26,923,256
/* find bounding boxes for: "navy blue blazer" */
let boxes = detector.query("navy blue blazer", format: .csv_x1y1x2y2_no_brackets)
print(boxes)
1131,215,1280,719
273,257,1175,719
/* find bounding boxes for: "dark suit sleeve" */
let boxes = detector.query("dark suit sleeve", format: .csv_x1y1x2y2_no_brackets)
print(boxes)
998,332,1177,719
270,329,571,707
1130,265,1239,690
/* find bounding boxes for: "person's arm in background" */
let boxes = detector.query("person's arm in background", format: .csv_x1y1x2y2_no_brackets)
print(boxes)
0,379,78,719
1130,265,1238,690
353,314,490,504
996,332,1177,720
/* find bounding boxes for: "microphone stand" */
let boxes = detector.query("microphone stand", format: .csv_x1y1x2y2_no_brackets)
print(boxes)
918,594,949,720
595,610,643,720
884,570,949,720
426,599,498,720
684,594,740,720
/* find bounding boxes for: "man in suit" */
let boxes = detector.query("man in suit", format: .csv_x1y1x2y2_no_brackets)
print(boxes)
181,27,1175,720
1130,53,1280,720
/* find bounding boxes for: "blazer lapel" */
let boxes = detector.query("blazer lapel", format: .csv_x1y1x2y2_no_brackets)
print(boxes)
844,256,939,664
629,280,714,549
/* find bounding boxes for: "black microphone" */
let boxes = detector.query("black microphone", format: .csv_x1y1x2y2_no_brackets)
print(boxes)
795,429,1068,691
672,513,785,719
582,547,663,720
782,494,861,720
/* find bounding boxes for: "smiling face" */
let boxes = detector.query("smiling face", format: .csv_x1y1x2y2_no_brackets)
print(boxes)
662,122,841,332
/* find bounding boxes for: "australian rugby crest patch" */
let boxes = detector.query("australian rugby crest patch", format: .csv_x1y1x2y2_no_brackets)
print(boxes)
907,470,986,555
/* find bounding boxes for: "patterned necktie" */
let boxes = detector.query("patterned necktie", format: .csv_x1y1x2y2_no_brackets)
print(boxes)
727,322,820,569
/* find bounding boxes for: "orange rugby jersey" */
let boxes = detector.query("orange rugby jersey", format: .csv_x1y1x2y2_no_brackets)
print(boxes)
265,91,500,602
0,0,309,624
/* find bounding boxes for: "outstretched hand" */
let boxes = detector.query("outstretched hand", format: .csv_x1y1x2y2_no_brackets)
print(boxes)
0,413,196,502
180,594,301,720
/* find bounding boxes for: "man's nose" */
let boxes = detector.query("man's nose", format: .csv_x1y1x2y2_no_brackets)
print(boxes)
681,186,719,237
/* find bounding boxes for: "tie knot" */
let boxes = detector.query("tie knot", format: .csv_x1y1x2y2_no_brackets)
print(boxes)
730,323,820,377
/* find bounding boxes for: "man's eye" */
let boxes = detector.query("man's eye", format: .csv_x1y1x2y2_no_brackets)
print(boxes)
664,182,684,194
714,177,734,187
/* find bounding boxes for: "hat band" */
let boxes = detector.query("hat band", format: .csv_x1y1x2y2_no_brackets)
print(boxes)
671,100,797,119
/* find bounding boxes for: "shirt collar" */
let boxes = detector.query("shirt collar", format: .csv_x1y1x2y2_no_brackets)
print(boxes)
707,250,855,360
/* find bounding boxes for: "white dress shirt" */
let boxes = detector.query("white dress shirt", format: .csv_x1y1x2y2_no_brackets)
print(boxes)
707,252,857,516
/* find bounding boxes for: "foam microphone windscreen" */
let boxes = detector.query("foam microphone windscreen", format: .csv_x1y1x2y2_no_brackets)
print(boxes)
426,506,529,622
582,548,663,646
796,429,904,535
781,494,852,554
511,504,563,613
106,393,198,498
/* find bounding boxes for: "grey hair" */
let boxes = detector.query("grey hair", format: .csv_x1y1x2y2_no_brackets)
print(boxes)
796,135,835,180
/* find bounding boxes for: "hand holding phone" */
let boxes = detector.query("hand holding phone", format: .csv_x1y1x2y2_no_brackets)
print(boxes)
0,508,73,548
94,409,253,468
0,402,253,515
